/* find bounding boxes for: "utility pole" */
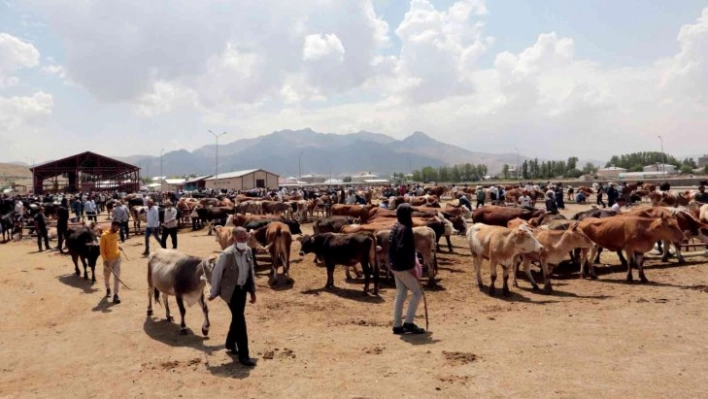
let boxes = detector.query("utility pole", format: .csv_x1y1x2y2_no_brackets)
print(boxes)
160,149,164,191
515,147,520,180
298,150,304,186
208,130,227,189
657,135,665,174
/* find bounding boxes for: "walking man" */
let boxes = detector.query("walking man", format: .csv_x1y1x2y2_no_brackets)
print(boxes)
142,199,160,256
388,204,425,335
161,201,178,249
56,201,69,253
84,196,97,223
596,185,607,208
100,221,122,304
112,201,130,242
208,227,257,367
33,207,50,252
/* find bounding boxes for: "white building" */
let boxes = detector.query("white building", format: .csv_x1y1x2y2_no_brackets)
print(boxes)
642,163,676,173
205,169,279,190
598,166,627,179
351,172,378,183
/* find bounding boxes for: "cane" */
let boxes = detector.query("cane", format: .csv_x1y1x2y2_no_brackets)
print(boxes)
120,247,130,261
105,261,131,290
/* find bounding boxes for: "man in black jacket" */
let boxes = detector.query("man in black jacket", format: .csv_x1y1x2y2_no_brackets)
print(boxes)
34,207,50,252
607,183,619,207
388,204,425,335
56,201,69,253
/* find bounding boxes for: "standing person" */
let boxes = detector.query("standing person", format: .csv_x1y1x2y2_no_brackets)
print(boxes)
84,196,97,223
475,186,485,208
142,199,160,256
545,191,558,214
555,184,565,210
100,221,122,304
208,227,257,367
607,183,619,207
56,201,69,253
34,207,50,252
14,198,24,239
161,201,178,249
112,201,130,242
611,197,625,214
519,191,533,209
388,204,425,335
596,185,607,208
72,197,81,221
695,185,708,203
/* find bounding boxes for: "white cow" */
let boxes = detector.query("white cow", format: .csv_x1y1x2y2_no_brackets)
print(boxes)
467,223,543,296
147,249,216,336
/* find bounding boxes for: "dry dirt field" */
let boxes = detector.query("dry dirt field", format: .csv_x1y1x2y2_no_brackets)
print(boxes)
1,203,708,398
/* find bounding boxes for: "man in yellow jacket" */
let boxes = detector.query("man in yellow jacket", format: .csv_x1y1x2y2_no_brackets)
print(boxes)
100,221,123,304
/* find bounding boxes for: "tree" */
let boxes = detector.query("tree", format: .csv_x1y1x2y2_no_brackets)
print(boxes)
704,165,708,175
438,166,450,182
343,176,352,183
522,160,529,180
412,170,422,182
502,164,510,179
567,156,578,172
582,162,598,175
680,164,694,174
450,165,461,182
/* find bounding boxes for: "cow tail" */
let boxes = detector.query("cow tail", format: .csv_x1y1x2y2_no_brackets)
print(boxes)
154,288,160,304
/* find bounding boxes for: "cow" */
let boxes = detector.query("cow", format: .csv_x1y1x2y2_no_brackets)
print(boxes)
214,225,264,251
234,200,262,215
146,249,216,335
65,226,101,282
261,201,292,218
467,223,543,296
577,215,685,282
313,216,356,235
1,211,17,242
196,207,231,235
625,207,708,264
241,218,302,236
250,222,294,285
297,233,380,295
331,204,372,222
571,208,626,265
701,204,708,224
515,223,595,293
472,206,545,227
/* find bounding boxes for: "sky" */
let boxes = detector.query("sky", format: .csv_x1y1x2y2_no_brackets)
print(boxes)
1,0,707,164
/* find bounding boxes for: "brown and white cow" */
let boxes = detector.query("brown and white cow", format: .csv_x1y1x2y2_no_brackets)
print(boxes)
250,222,294,285
466,223,543,296
577,215,685,282
375,226,437,286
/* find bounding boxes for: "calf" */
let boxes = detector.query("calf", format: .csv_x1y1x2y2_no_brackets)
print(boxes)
467,223,543,296
65,226,101,282
577,215,685,282
147,249,216,335
297,233,380,295
251,222,294,284
515,223,595,293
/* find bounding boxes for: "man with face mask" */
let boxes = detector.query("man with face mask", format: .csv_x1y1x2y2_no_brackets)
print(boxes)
208,227,257,367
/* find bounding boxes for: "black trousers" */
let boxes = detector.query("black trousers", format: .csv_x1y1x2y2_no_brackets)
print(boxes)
57,224,68,252
119,221,130,241
161,227,177,249
596,194,606,208
37,229,49,250
226,287,250,361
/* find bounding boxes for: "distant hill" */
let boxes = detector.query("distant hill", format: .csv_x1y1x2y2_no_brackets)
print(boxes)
0,162,32,188
115,129,531,177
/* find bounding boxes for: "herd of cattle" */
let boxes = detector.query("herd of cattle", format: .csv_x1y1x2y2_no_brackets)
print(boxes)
2,183,708,335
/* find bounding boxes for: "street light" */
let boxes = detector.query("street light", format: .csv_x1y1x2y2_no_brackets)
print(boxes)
657,135,665,174
298,150,304,186
160,148,164,191
208,130,228,184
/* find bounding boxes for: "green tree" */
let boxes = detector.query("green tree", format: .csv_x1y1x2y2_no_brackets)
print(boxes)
343,176,352,183
438,166,450,182
704,165,708,175
567,156,578,172
502,164,510,179
412,170,422,182
450,165,461,182
680,164,694,174
522,160,529,180
582,162,598,175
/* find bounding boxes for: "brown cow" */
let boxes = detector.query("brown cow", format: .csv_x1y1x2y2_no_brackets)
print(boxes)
625,207,708,263
375,226,438,286
331,204,371,222
472,205,545,227
251,222,294,285
577,215,685,282
515,223,595,293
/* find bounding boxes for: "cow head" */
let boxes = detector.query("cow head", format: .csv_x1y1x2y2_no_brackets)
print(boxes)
285,220,303,235
85,242,101,267
557,223,595,250
657,214,686,243
200,256,218,283
514,226,543,254
297,234,316,256
450,215,468,235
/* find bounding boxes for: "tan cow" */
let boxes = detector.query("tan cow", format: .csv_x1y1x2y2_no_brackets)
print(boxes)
578,215,685,282
515,223,595,293
466,223,543,296
251,222,294,285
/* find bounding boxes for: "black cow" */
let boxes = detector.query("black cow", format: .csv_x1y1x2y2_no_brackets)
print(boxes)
1,211,17,242
297,233,380,295
243,218,302,235
196,207,231,235
65,226,101,282
312,216,355,235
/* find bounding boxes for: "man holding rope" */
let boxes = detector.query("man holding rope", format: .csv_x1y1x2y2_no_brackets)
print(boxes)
100,221,123,304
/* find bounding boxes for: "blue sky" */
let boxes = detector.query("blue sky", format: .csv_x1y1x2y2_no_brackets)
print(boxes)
1,0,707,163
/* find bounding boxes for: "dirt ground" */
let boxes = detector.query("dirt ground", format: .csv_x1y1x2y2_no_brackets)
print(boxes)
1,202,708,398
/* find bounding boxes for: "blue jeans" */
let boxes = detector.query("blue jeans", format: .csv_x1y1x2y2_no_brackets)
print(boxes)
144,227,160,253
119,221,130,241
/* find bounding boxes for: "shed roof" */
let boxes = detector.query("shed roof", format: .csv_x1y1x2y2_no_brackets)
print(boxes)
205,169,279,180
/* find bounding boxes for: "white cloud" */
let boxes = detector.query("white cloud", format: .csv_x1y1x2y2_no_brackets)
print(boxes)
0,92,54,159
7,2,708,162
0,32,40,87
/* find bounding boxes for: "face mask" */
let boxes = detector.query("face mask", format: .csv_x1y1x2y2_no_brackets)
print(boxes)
235,242,248,251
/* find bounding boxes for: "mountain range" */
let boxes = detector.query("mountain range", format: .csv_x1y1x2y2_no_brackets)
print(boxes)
115,129,528,178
